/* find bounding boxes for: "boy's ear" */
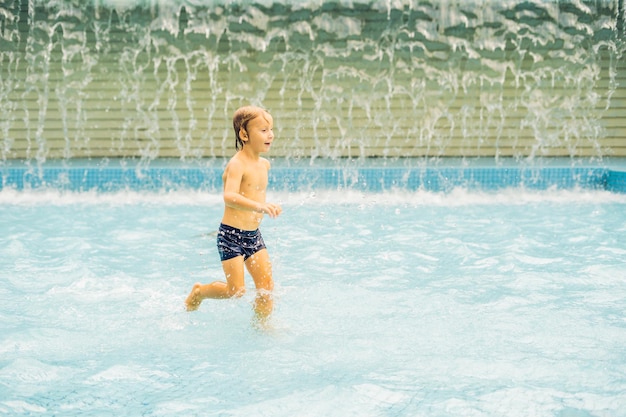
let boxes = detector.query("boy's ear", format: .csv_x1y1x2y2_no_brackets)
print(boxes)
239,128,248,141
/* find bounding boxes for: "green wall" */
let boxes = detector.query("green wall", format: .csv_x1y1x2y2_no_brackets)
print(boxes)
1,0,625,161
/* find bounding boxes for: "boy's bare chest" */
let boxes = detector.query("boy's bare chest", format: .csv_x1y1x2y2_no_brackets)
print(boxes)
241,167,268,194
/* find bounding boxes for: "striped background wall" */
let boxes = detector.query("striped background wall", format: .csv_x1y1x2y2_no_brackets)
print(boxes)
1,0,625,161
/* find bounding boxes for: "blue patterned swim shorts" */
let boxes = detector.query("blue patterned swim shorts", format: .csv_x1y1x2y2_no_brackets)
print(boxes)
217,223,266,261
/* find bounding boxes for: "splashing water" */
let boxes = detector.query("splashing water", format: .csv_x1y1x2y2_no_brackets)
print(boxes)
1,188,626,416
0,0,624,162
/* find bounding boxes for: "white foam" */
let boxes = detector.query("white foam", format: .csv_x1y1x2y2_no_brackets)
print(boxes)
277,187,626,207
0,188,222,206
2,187,625,208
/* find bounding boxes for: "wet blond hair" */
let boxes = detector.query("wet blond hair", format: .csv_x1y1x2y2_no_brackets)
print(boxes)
232,106,270,151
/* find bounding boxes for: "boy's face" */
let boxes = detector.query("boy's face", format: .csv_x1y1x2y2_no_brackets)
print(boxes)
240,112,274,153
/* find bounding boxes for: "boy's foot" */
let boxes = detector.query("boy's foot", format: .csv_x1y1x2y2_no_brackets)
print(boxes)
185,283,202,311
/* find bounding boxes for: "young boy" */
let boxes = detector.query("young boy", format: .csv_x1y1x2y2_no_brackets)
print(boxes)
185,106,282,321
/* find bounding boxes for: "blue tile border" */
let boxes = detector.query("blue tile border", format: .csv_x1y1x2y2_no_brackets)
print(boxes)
270,166,610,192
606,169,626,193
1,161,624,193
1,167,223,192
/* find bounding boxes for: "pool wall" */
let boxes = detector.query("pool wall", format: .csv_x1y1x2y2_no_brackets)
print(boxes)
2,159,625,193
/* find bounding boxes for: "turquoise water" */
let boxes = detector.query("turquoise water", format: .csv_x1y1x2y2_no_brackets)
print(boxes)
1,188,626,416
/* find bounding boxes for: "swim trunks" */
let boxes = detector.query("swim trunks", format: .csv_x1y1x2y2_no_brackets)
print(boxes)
217,223,267,262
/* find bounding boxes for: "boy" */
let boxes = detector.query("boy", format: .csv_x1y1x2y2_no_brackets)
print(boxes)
185,106,282,321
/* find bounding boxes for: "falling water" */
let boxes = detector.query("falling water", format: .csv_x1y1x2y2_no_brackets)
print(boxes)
0,0,624,164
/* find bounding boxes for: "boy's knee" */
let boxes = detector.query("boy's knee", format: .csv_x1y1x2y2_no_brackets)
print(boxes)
257,277,273,292
228,285,246,298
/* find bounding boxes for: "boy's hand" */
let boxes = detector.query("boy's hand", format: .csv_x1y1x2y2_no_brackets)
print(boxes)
262,202,282,218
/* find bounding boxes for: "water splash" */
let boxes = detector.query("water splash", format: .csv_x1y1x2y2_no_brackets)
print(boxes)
0,0,624,164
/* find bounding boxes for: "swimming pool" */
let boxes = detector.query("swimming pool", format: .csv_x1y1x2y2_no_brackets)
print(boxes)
1,162,626,416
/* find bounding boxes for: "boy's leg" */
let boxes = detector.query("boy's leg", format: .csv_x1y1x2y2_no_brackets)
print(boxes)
221,255,247,296
185,255,246,311
244,248,274,320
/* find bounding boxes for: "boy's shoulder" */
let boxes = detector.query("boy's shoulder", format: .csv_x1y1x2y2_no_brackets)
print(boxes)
227,153,270,170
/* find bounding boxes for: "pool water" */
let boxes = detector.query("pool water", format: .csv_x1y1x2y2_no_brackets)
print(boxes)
1,188,626,416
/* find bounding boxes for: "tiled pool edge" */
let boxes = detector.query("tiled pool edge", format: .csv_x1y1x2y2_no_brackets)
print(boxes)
1,165,625,193
606,169,626,193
